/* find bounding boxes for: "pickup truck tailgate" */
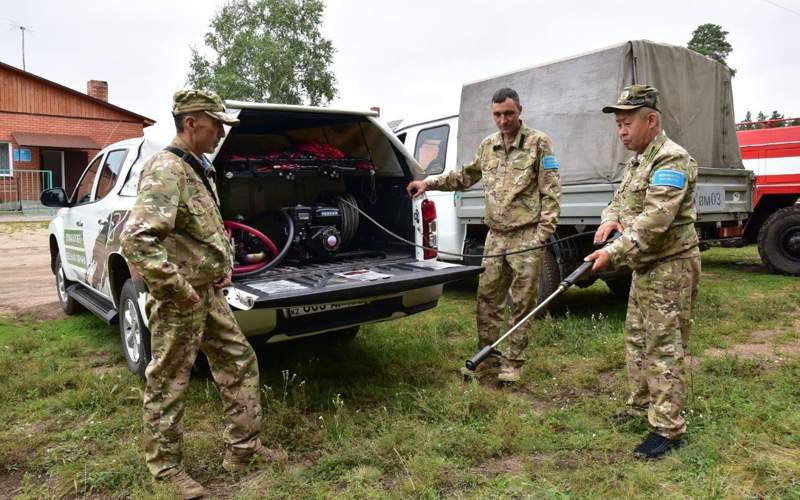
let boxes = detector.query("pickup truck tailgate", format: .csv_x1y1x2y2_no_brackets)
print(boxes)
234,253,482,309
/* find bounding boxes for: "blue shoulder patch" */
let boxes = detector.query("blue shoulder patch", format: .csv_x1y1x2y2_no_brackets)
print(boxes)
651,169,686,189
542,155,559,170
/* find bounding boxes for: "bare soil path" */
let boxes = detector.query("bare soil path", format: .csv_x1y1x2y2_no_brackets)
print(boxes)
0,222,64,320
704,313,800,360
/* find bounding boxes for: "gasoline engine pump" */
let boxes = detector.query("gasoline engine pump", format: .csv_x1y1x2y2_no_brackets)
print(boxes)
223,194,362,277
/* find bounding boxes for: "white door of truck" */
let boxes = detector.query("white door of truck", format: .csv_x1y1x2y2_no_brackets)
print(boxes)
82,148,130,294
402,117,465,260
62,153,104,284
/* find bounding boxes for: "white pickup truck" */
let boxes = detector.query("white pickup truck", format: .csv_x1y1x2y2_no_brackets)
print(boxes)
42,102,482,376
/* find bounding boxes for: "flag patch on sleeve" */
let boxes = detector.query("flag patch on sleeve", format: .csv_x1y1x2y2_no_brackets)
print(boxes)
651,169,686,189
542,155,559,170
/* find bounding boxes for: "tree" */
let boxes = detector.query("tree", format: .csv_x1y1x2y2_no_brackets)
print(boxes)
739,110,798,129
756,111,769,129
687,23,736,76
769,110,785,122
737,111,754,131
187,0,337,105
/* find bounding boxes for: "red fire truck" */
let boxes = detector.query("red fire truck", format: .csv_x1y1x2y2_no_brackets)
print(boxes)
738,119,800,275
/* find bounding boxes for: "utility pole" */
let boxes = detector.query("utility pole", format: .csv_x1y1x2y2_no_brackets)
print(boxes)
10,22,32,71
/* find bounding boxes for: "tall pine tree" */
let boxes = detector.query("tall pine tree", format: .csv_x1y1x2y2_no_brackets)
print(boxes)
688,23,736,76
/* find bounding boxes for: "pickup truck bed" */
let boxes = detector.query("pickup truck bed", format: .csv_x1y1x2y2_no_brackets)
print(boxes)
44,102,484,377
237,252,479,308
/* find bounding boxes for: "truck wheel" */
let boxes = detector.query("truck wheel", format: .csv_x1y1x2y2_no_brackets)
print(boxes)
757,205,800,276
604,275,632,299
55,254,83,315
535,249,561,316
119,279,151,377
504,249,561,318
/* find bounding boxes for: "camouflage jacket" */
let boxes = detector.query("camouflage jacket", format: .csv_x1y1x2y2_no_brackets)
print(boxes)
602,131,700,271
425,123,561,239
121,137,232,302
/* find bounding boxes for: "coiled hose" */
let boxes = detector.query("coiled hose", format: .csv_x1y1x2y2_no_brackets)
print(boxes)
227,210,295,277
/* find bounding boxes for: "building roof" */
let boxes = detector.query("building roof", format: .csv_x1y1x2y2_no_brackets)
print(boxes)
12,131,100,150
0,60,155,126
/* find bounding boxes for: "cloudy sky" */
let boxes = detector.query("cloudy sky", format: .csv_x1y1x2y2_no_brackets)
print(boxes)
1,0,797,143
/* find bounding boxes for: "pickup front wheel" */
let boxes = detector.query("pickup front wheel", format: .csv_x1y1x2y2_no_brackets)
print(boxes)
119,279,151,377
758,205,800,276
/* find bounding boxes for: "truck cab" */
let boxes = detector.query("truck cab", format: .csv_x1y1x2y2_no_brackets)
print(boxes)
738,120,800,275
395,115,465,259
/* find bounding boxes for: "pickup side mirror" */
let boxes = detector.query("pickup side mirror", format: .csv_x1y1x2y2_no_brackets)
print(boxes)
40,187,71,207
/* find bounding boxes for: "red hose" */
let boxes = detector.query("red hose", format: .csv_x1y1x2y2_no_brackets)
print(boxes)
224,220,279,274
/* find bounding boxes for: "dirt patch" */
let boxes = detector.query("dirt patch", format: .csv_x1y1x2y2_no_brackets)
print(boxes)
527,396,558,414
473,450,626,477
0,224,61,320
509,387,558,414
686,355,703,370
472,455,525,477
203,480,236,500
731,263,769,274
597,370,618,386
0,470,24,498
7,302,65,322
88,351,119,374
704,315,800,360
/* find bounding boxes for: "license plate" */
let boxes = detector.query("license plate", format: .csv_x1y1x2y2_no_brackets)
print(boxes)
287,301,366,317
695,186,726,213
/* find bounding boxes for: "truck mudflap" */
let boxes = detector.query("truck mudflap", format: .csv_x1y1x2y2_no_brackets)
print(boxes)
226,254,482,310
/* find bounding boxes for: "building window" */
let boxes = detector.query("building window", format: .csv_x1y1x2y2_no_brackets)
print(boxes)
14,147,32,163
0,142,12,176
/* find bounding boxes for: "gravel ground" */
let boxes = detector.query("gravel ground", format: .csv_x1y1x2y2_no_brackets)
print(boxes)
0,222,64,320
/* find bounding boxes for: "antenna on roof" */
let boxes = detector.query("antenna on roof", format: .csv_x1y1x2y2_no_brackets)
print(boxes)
9,20,34,71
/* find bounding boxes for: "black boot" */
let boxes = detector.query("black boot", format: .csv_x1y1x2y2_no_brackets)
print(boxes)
633,431,686,459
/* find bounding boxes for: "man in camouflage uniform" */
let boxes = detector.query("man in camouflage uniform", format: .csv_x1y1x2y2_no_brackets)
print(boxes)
586,84,701,459
407,88,562,384
121,90,285,498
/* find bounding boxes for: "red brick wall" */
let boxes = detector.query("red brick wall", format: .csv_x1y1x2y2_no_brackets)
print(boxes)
0,111,144,149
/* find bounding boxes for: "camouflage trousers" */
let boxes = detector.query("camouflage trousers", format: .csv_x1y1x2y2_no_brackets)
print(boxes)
477,225,544,364
624,256,701,439
143,285,262,479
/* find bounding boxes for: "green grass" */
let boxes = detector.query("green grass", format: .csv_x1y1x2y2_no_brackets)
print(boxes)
1,246,799,498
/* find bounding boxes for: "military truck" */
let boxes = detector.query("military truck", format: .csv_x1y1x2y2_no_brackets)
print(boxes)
397,40,755,299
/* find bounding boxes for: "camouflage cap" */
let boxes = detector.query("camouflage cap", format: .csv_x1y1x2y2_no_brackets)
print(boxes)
602,84,660,113
172,89,240,126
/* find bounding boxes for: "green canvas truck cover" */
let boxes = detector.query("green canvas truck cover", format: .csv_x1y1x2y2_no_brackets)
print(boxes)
456,40,743,186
